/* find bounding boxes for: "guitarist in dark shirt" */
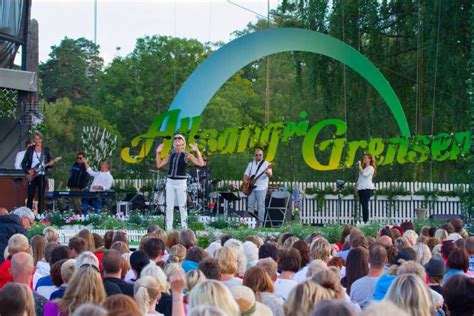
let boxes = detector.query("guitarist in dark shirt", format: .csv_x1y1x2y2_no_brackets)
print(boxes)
243,148,272,226
21,131,56,214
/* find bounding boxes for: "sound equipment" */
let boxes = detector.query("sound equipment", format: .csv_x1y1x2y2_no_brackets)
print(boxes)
0,169,27,210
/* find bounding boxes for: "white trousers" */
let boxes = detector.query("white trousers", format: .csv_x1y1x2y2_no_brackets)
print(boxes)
247,189,267,222
165,178,188,231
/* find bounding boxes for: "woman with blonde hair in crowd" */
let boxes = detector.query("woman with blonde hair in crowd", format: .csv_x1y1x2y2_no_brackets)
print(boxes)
243,266,284,316
44,226,59,242
282,236,299,250
0,282,35,316
164,263,184,281
403,230,418,247
215,246,242,287
134,276,166,315
414,242,432,266
310,238,332,263
223,238,248,277
186,269,207,292
284,280,333,316
140,263,171,315
31,234,46,267
188,280,240,316
168,244,186,264
77,229,96,252
385,273,435,316
44,265,106,315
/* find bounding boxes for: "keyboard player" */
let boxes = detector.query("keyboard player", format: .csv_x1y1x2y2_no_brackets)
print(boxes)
81,158,114,215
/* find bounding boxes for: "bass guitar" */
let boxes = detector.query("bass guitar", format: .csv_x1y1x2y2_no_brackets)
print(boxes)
242,163,273,196
26,157,62,182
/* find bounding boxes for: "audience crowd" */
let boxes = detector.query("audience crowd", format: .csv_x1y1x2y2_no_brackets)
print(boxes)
0,206,473,316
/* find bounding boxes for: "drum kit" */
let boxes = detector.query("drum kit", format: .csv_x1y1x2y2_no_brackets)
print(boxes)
148,167,216,214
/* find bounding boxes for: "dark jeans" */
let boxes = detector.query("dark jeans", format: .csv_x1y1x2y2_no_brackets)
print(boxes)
358,189,373,223
27,175,46,214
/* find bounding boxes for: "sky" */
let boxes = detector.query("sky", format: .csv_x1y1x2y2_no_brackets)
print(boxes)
31,0,280,64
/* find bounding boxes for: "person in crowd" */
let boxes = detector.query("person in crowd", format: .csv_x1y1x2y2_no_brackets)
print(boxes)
259,242,279,261
140,263,172,315
67,152,90,213
144,237,166,269
243,240,259,267
102,249,134,297
350,243,387,309
442,275,474,316
402,230,418,247
134,275,167,315
188,280,240,316
10,252,48,316
229,285,273,316
167,231,180,249
168,244,186,264
360,301,409,316
44,226,59,242
442,247,469,285
310,300,356,316
336,225,354,251
224,238,248,277
186,269,207,295
128,250,150,282
68,236,87,258
71,303,108,316
414,242,432,265
31,234,46,267
424,255,446,294
385,273,435,316
156,134,205,231
0,233,30,288
294,237,332,283
182,247,208,273
44,264,106,315
103,294,141,316
14,140,32,169
306,260,328,279
215,246,242,287
36,245,71,298
464,236,474,274
337,229,364,261
111,241,130,254
275,248,300,301
342,246,369,294
22,131,58,214
256,257,278,284
77,229,96,253
356,153,376,223
284,280,333,316
243,266,284,316
179,229,196,249
198,258,222,280
50,259,76,300
293,240,311,268
33,241,58,288
0,206,34,263
81,158,114,215
0,282,35,316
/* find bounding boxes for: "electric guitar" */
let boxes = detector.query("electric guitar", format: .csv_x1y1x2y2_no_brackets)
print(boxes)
26,157,62,182
242,163,273,196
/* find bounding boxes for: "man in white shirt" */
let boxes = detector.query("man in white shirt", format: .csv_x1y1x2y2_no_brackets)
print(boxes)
243,148,272,226
14,141,32,169
81,159,114,215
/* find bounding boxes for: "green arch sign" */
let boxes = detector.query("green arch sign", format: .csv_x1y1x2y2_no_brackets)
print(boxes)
169,27,410,136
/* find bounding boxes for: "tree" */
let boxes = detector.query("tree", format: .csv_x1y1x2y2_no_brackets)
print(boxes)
39,37,103,104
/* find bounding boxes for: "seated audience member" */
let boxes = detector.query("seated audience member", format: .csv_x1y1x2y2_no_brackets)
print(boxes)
68,237,87,258
229,285,273,316
284,280,333,316
10,252,48,316
258,242,279,262
78,229,96,252
179,229,197,249
442,275,474,316
103,294,141,316
294,237,332,283
31,234,46,268
102,249,134,297
198,258,222,280
305,260,328,279
243,266,284,316
48,259,67,299
34,241,59,287
127,251,150,283
424,255,446,294
182,247,208,273
293,240,311,268
103,231,114,249
140,263,172,315
338,229,364,261
72,303,107,316
0,282,35,316
385,273,435,316
215,246,242,287
464,236,474,274
275,249,300,301
443,247,469,285
43,226,59,243
188,280,240,316
377,235,393,248
36,245,71,298
350,243,387,309
0,233,29,288
44,264,106,315
111,241,130,254
186,269,207,294
50,259,76,300
167,231,180,249
0,207,34,263
256,257,278,283
360,301,409,316
310,300,356,316
168,244,186,264
224,238,248,277
134,276,167,315
243,240,259,267
343,246,369,294
414,242,432,265
143,237,166,269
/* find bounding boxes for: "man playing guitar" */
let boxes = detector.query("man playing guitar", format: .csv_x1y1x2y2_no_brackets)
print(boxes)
21,131,57,214
243,148,272,226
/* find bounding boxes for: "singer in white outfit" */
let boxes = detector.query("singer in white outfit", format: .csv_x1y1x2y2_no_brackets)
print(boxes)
155,134,205,231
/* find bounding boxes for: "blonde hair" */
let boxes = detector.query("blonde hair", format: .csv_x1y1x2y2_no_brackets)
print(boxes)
282,236,299,249
397,261,426,280
187,305,227,316
413,243,432,265
169,244,186,263
223,239,247,276
57,266,106,315
134,276,162,315
164,262,184,280
31,234,46,266
361,301,409,316
186,269,207,291
385,274,435,316
189,280,240,316
140,263,169,293
0,282,35,316
306,259,328,278
77,229,96,252
310,238,332,262
61,259,77,284
284,280,333,316
8,234,29,255
215,246,238,275
403,230,418,247
435,229,448,241
43,226,58,242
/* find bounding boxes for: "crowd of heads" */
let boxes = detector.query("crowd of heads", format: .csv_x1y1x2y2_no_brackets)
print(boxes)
0,212,473,316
